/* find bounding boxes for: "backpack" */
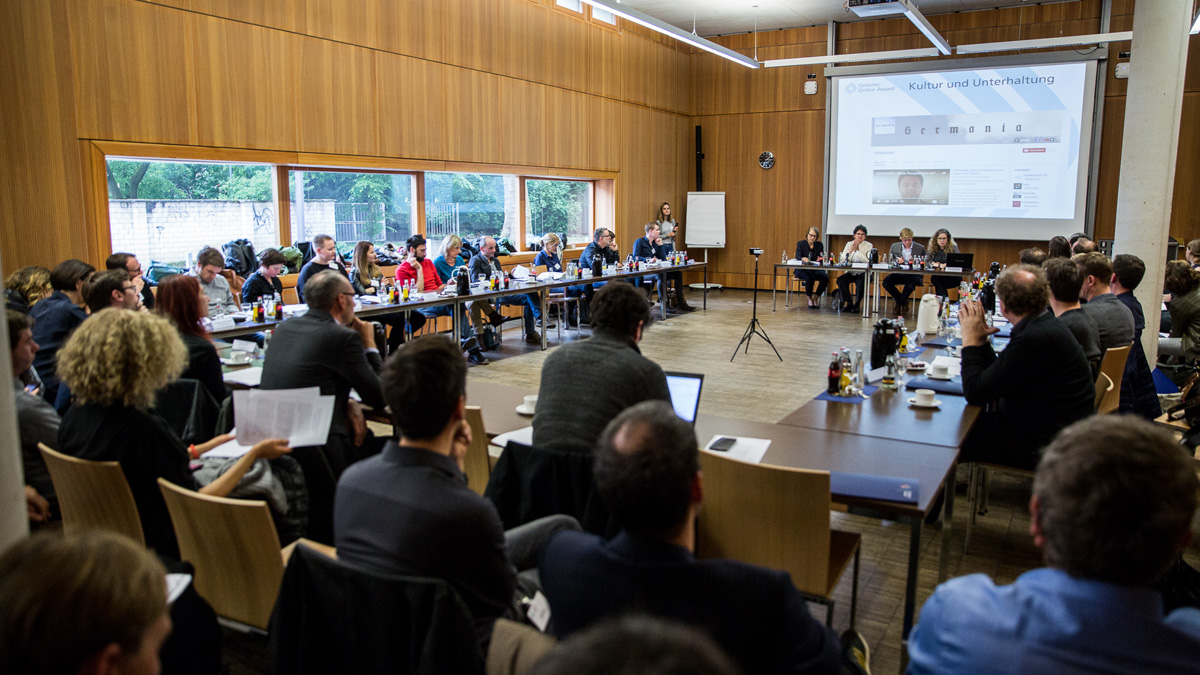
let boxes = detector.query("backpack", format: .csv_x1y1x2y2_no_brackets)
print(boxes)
222,239,256,277
279,246,304,274
146,261,186,283
294,241,315,266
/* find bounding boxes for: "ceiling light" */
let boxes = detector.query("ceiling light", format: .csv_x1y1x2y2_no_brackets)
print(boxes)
577,0,760,68
762,48,939,68
956,31,1132,54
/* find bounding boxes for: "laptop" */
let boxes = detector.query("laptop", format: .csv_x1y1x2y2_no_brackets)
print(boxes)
665,371,704,426
945,252,974,270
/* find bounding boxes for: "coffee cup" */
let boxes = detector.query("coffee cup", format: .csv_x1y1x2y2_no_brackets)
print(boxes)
523,394,538,411
228,351,251,365
914,389,937,406
930,363,950,379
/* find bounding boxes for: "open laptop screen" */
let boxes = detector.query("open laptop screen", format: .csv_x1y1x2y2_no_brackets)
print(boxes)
664,371,704,425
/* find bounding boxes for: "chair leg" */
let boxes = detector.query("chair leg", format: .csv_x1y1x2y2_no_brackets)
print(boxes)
849,545,860,630
979,467,991,516
965,463,977,554
825,600,835,627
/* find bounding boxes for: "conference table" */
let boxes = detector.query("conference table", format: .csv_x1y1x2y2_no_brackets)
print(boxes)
212,260,708,349
772,261,974,318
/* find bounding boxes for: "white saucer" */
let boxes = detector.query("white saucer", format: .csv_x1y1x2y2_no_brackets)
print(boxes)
925,374,953,381
515,404,536,416
907,398,942,409
221,357,252,367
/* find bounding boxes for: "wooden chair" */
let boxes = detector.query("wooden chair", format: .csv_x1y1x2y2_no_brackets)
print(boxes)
695,451,861,628
157,478,288,631
219,269,245,307
38,443,144,545
464,406,492,496
1097,344,1131,414
1094,372,1114,413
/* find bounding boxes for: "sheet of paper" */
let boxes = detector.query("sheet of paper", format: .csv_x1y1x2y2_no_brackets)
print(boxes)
704,435,770,464
511,265,531,279
358,294,381,304
204,436,254,459
233,387,335,447
231,339,257,355
166,573,193,604
283,304,308,317
222,367,263,387
492,425,534,449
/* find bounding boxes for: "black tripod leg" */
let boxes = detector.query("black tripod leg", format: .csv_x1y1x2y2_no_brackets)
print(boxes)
751,319,783,361
731,320,756,361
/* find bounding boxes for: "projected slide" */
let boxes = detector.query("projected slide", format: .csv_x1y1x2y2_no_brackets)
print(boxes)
828,61,1095,238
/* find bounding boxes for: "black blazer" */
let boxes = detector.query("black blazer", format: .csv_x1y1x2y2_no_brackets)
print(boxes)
795,239,824,261
961,310,1095,453
540,530,842,675
180,332,227,404
242,271,283,305
260,308,383,463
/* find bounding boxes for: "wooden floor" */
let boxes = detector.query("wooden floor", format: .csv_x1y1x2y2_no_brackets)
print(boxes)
224,287,1200,675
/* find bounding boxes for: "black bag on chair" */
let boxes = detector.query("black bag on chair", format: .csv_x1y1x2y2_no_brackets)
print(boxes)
480,325,501,351
222,238,257,277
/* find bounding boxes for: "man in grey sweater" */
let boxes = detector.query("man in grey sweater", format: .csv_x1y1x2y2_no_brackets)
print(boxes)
532,282,670,454
1075,252,1134,353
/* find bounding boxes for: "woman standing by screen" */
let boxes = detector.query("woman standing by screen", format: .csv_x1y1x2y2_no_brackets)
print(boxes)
656,202,678,249
927,228,960,298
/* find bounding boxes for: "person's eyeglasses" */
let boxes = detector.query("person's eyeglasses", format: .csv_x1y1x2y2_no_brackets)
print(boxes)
341,292,356,297
122,285,136,292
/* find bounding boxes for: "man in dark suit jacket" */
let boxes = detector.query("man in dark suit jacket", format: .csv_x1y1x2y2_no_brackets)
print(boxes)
469,235,544,342
881,228,926,314
539,400,854,675
1111,254,1161,419
958,265,1095,471
261,269,384,542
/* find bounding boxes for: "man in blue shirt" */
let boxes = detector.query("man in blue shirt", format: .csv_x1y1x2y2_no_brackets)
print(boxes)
632,222,693,313
908,415,1200,674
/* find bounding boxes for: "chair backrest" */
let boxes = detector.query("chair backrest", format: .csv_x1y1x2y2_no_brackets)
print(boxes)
463,406,492,496
157,478,283,630
282,287,299,305
38,443,145,545
695,450,831,596
484,441,617,537
1094,372,1114,412
270,543,484,675
532,265,548,275
1099,344,1132,395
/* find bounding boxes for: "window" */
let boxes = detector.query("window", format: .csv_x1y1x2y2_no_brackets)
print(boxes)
555,0,582,11
424,172,519,252
525,179,592,247
105,158,277,268
591,6,615,24
288,170,417,250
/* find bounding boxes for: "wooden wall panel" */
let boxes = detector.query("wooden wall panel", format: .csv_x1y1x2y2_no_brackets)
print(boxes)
443,67,503,165
0,0,89,272
498,78,548,169
70,0,197,145
1169,92,1200,247
186,0,307,34
294,37,379,157
376,54,447,161
192,16,297,151
375,0,444,64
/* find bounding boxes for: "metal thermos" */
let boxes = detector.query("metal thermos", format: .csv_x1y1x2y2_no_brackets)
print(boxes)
870,318,899,369
455,266,470,296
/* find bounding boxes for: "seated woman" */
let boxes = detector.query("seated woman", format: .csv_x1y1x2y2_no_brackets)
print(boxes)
434,234,504,331
835,225,873,312
926,228,961,298
1047,235,1071,260
535,232,587,325
1186,239,1200,271
155,274,227,405
4,265,52,314
56,308,290,559
351,240,423,350
241,248,287,305
1161,261,1200,363
794,226,828,309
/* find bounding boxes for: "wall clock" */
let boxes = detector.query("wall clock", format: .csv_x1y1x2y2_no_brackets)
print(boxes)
758,151,775,169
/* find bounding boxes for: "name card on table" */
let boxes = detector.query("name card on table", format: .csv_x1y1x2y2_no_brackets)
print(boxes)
945,266,963,273
210,315,236,331
872,264,890,269
851,262,869,269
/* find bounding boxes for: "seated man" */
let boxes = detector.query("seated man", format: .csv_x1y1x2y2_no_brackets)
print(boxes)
470,235,547,344
296,234,348,303
105,251,154,309
261,270,385,542
1018,247,1047,266
187,246,238,316
30,259,94,404
334,335,577,645
632,222,693,313
1044,258,1101,377
881,227,925,315
398,234,489,364
908,416,1200,674
8,310,60,520
82,269,139,315
539,401,847,675
0,532,172,675
1075,252,1134,353
1111,254,1161,418
1071,236,1098,255
532,282,669,455
959,265,1094,471
579,227,621,304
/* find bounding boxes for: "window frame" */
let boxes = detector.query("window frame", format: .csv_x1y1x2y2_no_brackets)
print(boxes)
523,175,596,250
284,165,423,248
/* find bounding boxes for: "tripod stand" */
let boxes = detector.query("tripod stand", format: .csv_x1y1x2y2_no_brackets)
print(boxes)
732,252,782,362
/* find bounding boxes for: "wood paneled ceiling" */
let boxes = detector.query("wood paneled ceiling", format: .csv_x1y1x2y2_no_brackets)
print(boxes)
615,0,1078,36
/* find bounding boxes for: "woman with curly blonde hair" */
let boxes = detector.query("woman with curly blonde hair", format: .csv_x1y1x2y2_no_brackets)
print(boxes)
56,309,290,558
4,265,52,313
